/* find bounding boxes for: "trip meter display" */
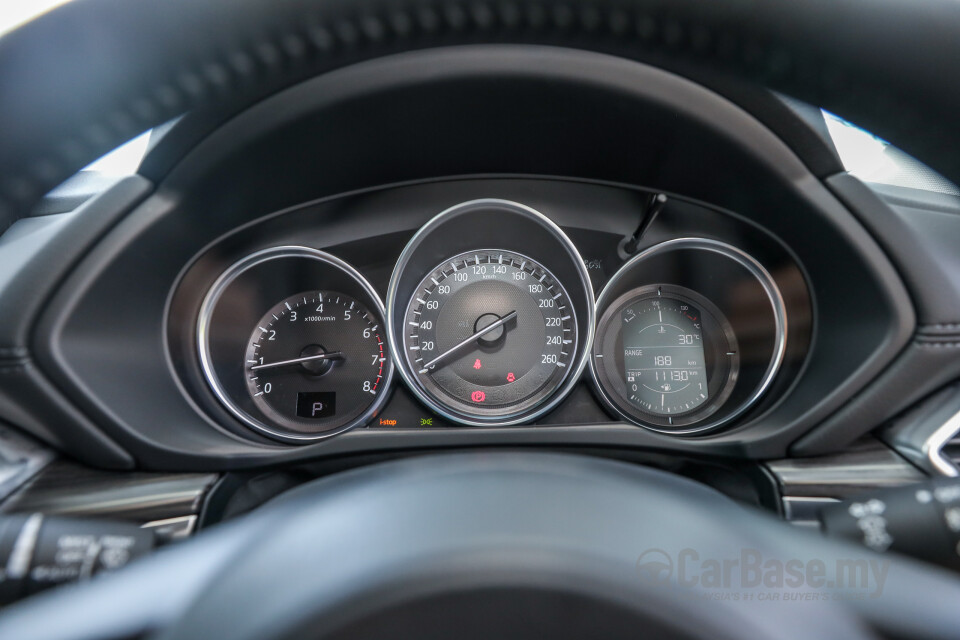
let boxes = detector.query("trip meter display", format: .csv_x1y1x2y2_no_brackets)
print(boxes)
402,250,576,420
615,287,737,421
621,294,711,415
593,284,740,431
590,238,788,435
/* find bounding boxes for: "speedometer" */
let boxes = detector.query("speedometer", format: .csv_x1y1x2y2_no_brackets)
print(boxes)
401,250,577,421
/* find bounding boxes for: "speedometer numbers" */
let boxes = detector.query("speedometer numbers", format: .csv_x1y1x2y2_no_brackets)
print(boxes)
403,250,577,421
387,199,594,426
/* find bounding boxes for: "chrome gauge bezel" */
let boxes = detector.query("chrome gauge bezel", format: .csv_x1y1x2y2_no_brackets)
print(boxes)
595,284,740,428
386,199,595,426
197,246,394,443
589,238,787,435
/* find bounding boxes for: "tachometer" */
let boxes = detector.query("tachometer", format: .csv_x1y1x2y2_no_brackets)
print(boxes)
244,291,387,433
401,250,577,421
197,247,393,443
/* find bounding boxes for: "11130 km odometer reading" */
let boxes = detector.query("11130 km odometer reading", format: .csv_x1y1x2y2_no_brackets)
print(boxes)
592,284,740,431
402,250,577,420
621,296,710,415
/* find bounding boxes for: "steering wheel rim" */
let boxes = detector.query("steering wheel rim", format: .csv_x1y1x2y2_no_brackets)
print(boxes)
159,452,875,640
1,0,960,228
2,451,917,640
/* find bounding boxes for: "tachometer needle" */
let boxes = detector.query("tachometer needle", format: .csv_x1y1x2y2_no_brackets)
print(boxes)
419,311,517,374
250,352,343,371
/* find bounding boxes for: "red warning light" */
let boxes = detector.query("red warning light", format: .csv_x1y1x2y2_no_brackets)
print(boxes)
506,372,516,383
473,359,482,370
471,390,486,402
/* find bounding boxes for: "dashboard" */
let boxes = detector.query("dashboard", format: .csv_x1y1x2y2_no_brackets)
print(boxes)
7,3,960,634
0,46,928,474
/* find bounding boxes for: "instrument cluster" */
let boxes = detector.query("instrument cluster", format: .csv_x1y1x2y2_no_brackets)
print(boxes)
194,198,790,443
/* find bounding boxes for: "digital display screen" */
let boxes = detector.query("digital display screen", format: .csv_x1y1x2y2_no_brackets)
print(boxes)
296,392,336,419
621,297,709,415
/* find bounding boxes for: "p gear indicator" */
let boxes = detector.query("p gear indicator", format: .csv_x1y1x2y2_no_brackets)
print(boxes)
296,392,337,418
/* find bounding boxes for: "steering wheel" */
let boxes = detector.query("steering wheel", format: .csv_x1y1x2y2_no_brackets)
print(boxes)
1,1,960,638
5,452,960,640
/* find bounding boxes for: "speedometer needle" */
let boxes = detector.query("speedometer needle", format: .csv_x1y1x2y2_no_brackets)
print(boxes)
419,311,517,374
250,352,343,371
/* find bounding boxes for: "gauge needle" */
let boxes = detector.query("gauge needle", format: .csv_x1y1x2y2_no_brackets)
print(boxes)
250,352,343,371
419,311,517,374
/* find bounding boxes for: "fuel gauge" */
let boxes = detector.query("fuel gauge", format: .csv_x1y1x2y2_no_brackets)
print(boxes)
589,239,788,436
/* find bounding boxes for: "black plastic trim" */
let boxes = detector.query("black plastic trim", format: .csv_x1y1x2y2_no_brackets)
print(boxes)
0,177,152,468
